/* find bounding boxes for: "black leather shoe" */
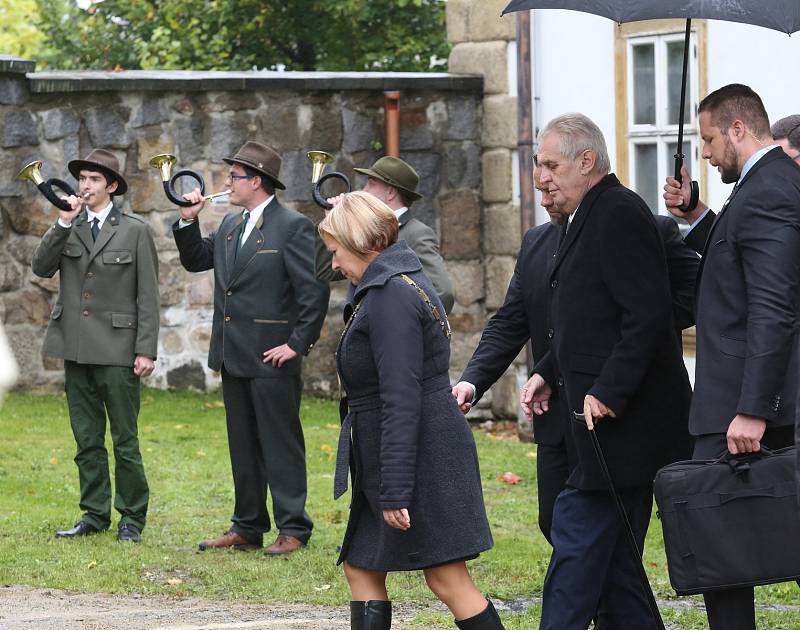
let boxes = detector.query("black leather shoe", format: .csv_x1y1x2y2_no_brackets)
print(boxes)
117,523,141,543
55,521,99,538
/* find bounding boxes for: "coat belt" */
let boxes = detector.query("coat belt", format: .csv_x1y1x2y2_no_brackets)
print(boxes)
333,373,451,499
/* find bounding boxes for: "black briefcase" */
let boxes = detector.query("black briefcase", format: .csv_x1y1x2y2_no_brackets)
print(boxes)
654,446,800,595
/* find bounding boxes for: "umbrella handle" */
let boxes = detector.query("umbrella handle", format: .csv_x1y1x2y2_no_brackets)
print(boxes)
673,19,699,214
674,154,700,213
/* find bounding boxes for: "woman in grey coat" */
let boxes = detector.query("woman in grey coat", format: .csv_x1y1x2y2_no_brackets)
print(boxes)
318,192,503,630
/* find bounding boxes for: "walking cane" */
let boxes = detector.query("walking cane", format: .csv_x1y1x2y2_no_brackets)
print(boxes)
574,412,666,630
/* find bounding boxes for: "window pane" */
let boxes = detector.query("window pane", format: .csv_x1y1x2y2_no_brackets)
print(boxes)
667,40,691,125
667,140,694,180
634,143,658,213
633,44,656,125
667,141,678,179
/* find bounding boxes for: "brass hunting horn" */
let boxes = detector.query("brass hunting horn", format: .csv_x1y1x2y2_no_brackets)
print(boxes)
16,160,81,212
149,154,230,207
307,151,351,209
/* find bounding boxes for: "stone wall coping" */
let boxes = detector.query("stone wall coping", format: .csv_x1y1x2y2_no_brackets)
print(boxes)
27,69,484,94
0,56,36,74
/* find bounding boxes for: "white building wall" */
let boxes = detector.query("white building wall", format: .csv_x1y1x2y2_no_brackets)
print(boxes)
705,21,800,210
530,13,800,219
531,11,617,225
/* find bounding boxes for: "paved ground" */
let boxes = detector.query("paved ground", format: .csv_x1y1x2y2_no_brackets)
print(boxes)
5,584,796,629
0,586,422,630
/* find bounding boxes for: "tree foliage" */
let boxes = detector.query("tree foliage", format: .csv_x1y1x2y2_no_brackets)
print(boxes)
0,0,45,59
34,0,450,72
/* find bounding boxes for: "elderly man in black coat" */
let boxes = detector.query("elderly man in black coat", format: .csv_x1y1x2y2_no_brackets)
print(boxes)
454,168,699,549
519,113,692,630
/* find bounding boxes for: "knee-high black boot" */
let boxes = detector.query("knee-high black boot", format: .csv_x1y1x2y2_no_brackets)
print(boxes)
454,599,505,629
350,600,392,630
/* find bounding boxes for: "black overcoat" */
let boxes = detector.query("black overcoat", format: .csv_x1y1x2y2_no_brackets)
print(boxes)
461,223,567,446
534,174,693,491
460,215,698,449
334,242,493,571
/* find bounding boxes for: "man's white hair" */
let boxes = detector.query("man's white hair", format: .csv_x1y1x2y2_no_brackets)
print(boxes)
538,113,611,173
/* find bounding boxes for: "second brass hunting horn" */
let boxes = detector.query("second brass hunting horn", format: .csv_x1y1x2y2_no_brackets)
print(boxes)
149,154,230,207
16,160,81,212
307,151,351,209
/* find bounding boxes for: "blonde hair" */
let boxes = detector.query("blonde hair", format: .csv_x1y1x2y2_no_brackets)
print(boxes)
318,191,399,257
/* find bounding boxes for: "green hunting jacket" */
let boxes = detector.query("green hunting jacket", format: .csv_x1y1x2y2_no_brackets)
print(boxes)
31,206,160,367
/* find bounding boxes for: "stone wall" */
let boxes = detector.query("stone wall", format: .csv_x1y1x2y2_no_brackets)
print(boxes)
0,57,497,404
447,1,524,420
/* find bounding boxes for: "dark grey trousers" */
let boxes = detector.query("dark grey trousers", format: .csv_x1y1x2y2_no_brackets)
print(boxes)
221,368,313,544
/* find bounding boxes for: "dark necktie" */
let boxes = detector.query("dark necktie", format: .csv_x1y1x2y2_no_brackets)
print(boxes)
238,211,250,250
90,218,100,242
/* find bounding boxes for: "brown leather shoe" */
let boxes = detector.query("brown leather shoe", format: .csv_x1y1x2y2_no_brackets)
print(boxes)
198,529,262,551
264,534,305,556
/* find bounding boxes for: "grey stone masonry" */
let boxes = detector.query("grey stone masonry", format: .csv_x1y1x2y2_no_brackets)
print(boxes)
28,70,482,94
0,55,34,106
447,1,524,423
0,58,491,405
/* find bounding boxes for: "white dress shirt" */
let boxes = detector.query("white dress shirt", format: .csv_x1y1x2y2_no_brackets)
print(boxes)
59,201,113,229
240,195,273,245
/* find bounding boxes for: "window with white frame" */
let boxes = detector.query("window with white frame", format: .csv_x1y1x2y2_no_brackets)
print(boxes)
627,32,699,216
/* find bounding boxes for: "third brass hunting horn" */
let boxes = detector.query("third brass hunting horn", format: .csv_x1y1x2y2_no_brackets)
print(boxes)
16,160,81,212
149,154,231,207
307,151,351,209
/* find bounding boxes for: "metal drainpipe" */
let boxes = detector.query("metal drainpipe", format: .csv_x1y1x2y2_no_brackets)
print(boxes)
517,11,534,233
516,10,536,442
384,91,401,157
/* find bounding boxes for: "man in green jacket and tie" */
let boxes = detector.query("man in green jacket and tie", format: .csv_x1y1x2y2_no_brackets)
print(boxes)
32,148,160,543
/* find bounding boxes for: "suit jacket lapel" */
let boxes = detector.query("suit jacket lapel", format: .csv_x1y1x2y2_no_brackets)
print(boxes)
697,147,784,278
550,174,619,278
228,198,273,286
73,211,95,253
229,224,263,285
223,213,245,284
398,209,413,228
87,206,120,263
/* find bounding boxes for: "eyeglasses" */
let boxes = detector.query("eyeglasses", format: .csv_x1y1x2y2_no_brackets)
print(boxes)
225,173,254,182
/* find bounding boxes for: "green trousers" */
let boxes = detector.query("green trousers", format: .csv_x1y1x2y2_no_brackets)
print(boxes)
64,361,149,531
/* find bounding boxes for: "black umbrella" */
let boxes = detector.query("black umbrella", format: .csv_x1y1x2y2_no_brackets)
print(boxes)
502,0,800,209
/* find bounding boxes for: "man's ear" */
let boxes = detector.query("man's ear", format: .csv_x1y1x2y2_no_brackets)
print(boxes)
579,149,597,175
729,119,746,142
385,185,401,204
106,179,119,195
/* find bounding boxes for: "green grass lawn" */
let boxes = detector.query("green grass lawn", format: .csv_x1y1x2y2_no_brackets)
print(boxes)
0,389,797,628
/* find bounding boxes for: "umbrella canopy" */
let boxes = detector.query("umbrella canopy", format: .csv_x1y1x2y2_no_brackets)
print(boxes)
502,0,800,35
502,0,800,212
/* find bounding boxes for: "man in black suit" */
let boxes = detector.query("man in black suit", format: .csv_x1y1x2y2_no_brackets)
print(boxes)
664,113,800,252
519,113,692,629
666,85,800,630
454,171,565,543
173,142,329,555
454,171,699,546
